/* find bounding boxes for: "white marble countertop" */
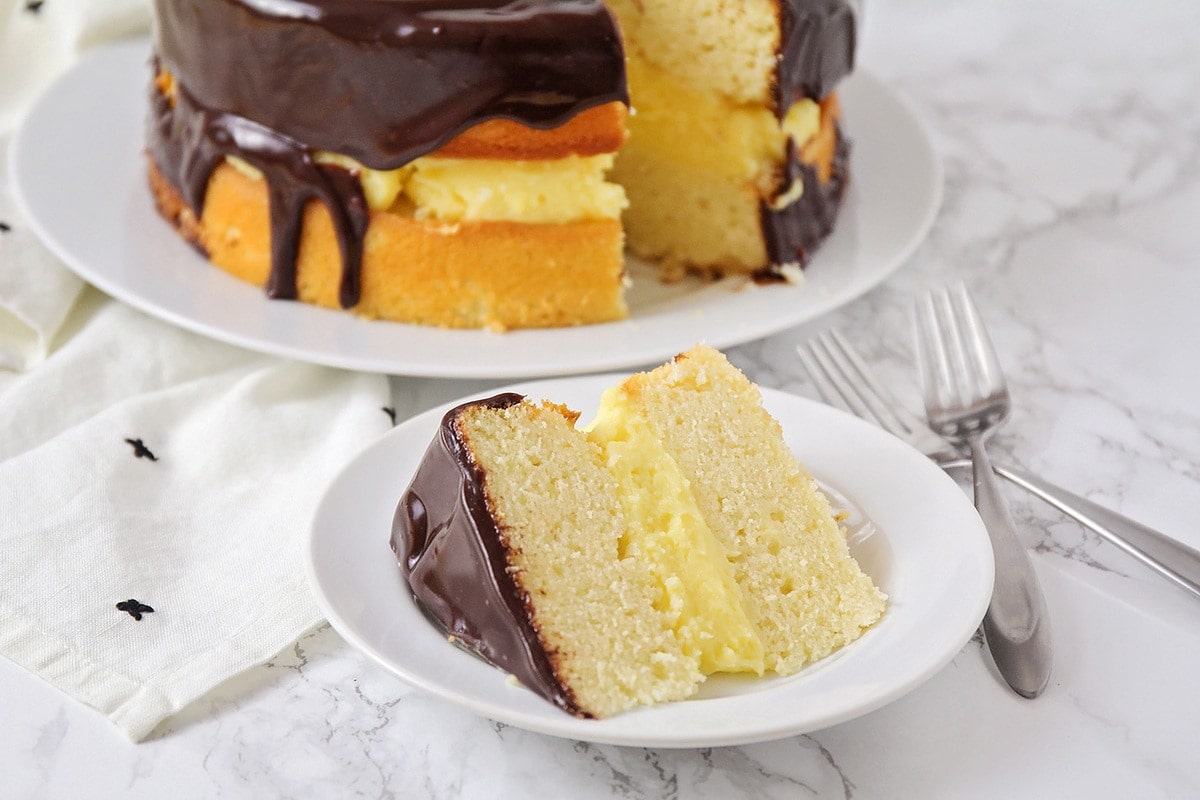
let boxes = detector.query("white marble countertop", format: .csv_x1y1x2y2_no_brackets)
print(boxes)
5,0,1200,797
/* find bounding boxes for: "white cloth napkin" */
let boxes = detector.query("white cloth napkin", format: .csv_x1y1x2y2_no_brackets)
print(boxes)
0,0,150,369
0,2,393,741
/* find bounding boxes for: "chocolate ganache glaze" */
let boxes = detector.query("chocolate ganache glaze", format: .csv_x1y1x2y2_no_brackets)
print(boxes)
752,0,855,273
390,393,587,717
757,125,851,273
773,0,858,114
147,0,628,309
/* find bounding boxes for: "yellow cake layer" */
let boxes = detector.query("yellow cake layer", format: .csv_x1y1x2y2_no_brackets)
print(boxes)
606,0,782,106
458,400,704,717
611,53,823,273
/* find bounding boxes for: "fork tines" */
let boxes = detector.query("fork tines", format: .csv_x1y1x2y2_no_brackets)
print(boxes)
797,330,927,442
914,283,1009,421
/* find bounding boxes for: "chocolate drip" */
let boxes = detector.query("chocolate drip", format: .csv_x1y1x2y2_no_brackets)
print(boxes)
757,126,851,273
265,162,370,306
391,394,586,717
774,0,857,114
147,76,370,306
148,0,627,311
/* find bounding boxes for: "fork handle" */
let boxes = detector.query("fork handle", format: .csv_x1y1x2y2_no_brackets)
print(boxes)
969,437,1054,698
993,464,1200,602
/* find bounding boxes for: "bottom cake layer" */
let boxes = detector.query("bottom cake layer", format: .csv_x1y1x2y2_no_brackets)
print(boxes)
148,160,628,331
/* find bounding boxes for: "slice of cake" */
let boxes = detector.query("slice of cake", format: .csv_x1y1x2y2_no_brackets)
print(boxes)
391,345,886,717
606,0,855,278
147,0,630,330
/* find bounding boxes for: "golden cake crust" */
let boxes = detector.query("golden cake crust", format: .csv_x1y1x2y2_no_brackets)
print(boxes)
432,102,628,160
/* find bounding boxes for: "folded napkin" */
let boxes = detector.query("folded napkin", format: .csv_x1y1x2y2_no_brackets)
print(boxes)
0,2,393,741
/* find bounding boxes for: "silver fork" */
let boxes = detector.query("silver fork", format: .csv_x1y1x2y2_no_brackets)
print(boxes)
800,329,1200,605
914,284,1052,697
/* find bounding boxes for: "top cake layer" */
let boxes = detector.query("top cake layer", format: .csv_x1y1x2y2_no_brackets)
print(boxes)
607,0,855,114
152,0,629,170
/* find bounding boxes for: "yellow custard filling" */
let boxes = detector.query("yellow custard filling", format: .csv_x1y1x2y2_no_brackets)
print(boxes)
225,151,627,224
405,154,627,223
586,386,766,676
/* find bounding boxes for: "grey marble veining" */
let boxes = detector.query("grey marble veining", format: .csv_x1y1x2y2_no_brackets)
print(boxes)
4,1,1200,797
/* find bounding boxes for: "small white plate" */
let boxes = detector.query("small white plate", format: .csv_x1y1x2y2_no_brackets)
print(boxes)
307,375,993,748
11,38,942,379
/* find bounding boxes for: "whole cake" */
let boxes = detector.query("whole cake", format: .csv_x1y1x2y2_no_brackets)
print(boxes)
392,345,886,717
147,1,859,329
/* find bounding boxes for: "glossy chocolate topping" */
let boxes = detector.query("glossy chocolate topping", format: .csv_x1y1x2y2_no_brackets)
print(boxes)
147,0,628,309
757,125,851,273
390,394,586,717
153,0,628,170
775,0,857,114
147,77,371,307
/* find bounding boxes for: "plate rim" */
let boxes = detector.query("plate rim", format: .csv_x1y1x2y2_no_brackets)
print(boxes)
305,375,993,748
10,37,944,380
